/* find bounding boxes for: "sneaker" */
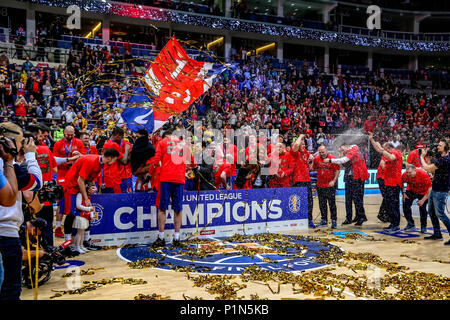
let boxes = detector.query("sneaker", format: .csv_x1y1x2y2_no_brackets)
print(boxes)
331,220,337,229
80,246,89,253
420,227,427,234
83,240,101,251
152,237,166,248
342,219,352,225
383,224,394,231
72,247,85,255
354,219,365,226
403,224,416,231
424,234,443,240
385,226,400,233
444,240,450,246
351,217,359,223
316,220,328,228
55,227,64,238
172,239,182,248
308,220,316,229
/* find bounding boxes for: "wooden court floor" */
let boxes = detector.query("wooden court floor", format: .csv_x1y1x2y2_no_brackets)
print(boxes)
21,194,450,300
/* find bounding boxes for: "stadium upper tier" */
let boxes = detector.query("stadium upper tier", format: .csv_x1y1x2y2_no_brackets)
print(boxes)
18,0,450,53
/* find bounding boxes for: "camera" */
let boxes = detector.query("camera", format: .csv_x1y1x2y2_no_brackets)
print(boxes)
426,143,439,158
37,181,64,203
21,218,67,289
0,126,20,157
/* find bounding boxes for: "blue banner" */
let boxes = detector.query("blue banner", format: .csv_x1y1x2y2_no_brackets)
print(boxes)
89,187,308,246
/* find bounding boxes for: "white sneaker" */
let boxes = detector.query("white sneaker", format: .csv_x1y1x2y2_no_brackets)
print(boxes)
80,246,89,253
73,246,85,254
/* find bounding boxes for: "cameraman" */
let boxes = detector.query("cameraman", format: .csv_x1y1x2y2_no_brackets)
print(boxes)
0,122,42,300
0,134,19,295
28,124,58,247
420,139,450,245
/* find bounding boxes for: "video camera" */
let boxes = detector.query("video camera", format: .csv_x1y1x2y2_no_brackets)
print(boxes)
21,218,68,289
0,126,20,157
37,181,64,204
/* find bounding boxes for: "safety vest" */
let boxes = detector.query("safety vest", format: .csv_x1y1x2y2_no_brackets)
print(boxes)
54,129,64,142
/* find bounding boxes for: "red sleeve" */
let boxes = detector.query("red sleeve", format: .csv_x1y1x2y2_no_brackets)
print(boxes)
52,140,64,158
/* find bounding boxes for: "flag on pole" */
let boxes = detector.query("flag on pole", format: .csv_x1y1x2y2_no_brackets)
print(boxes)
122,36,229,132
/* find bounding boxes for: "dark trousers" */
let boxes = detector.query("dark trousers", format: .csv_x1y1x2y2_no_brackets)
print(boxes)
377,178,390,222
385,185,401,227
294,182,313,221
0,236,22,300
63,213,76,236
403,190,428,228
36,205,54,247
344,179,366,221
317,187,337,222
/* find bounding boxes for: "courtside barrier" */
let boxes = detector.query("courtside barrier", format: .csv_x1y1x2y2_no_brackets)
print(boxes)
89,187,308,246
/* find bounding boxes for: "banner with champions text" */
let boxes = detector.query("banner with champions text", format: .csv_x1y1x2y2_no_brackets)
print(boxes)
89,187,308,246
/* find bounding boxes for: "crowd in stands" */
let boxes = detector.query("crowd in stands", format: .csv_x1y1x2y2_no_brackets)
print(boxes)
0,38,448,172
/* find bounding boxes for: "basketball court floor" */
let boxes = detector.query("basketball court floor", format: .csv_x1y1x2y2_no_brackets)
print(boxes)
21,194,450,300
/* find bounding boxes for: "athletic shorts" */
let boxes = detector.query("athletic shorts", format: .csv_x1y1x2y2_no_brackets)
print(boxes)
159,182,184,212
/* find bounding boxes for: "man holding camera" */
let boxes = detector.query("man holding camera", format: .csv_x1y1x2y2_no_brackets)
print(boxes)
420,139,450,245
0,122,42,300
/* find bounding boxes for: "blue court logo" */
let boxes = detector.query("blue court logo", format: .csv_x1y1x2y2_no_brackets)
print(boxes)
117,235,342,275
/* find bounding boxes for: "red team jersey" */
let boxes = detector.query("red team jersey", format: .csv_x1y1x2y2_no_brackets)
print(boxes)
81,144,99,155
402,169,432,195
213,161,232,188
376,155,387,180
102,139,124,190
64,155,102,192
384,149,403,187
151,137,196,184
290,148,311,183
345,146,369,181
313,155,340,188
36,145,57,182
406,149,421,168
52,137,84,182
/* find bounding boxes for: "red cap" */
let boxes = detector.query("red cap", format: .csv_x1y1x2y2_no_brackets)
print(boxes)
416,143,425,149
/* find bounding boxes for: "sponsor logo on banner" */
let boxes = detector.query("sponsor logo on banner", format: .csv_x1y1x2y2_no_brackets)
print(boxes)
288,194,301,213
200,230,216,236
91,203,104,226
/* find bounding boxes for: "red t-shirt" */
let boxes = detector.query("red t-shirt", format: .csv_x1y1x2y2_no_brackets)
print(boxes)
121,140,133,179
36,145,57,182
52,138,84,183
401,169,431,195
313,155,340,188
384,149,403,187
151,136,196,184
81,144,98,155
290,148,311,183
376,155,387,180
223,143,237,177
213,161,232,188
64,155,101,192
406,149,421,168
102,139,124,188
345,146,369,181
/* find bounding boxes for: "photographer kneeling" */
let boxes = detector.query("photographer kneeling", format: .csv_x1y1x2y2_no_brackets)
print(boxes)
0,123,42,300
420,139,450,245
